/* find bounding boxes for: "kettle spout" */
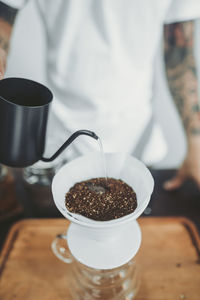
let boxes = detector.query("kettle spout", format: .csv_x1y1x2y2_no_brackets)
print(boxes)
41,129,99,162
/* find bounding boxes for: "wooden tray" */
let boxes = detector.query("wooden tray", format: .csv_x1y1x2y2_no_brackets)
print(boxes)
0,217,200,299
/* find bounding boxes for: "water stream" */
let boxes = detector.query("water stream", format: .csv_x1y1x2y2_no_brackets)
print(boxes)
98,137,108,182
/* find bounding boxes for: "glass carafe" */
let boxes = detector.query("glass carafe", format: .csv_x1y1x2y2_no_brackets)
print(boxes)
52,234,140,300
22,160,64,216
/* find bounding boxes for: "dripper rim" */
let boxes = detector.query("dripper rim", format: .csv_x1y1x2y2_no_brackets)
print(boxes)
52,152,154,228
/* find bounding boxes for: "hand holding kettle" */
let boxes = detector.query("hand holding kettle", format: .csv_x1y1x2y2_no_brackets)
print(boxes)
0,3,17,79
0,47,7,80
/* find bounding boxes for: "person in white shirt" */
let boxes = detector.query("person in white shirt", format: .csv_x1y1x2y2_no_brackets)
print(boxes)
0,0,200,190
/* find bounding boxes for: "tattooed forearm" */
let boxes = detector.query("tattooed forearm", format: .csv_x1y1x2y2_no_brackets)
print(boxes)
0,19,12,54
0,2,17,25
0,2,18,54
164,20,200,138
0,35,9,52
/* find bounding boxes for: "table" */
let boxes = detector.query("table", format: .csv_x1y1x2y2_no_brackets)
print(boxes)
0,217,200,299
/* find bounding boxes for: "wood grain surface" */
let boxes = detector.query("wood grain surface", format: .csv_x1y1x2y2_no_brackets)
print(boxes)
0,217,200,300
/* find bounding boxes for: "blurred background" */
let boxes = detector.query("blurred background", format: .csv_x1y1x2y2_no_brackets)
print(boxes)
4,0,200,169
1,0,200,256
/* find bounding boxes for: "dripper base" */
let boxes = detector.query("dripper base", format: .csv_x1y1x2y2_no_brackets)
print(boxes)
67,219,141,270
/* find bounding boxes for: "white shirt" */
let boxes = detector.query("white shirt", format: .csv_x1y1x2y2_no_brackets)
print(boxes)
2,0,200,164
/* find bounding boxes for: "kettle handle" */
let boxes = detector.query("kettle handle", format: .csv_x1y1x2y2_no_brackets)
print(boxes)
41,129,98,162
51,233,73,264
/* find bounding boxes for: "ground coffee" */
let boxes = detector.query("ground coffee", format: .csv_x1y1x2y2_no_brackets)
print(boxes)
65,177,137,221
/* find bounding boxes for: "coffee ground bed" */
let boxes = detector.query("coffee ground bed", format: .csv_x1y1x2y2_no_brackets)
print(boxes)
65,177,137,221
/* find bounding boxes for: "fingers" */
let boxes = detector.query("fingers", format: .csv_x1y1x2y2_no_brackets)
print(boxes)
0,70,4,80
163,170,186,191
0,48,6,79
192,176,200,189
0,61,5,79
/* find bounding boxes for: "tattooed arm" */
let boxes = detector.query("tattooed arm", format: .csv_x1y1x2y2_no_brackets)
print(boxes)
0,2,18,79
163,20,200,190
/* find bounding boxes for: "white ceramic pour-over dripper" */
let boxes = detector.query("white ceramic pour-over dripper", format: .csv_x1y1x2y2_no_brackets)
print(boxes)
52,152,154,269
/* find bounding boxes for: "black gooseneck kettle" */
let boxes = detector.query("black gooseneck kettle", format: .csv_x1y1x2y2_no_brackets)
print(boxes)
0,77,98,167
